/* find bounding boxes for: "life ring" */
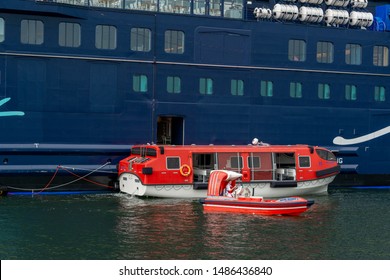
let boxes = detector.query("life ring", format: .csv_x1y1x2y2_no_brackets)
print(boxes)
179,164,191,177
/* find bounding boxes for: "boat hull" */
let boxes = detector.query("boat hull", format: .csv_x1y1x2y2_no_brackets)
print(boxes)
200,196,315,216
119,173,335,198
0,144,128,194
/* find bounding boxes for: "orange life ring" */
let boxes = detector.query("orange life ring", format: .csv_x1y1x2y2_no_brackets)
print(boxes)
179,164,191,177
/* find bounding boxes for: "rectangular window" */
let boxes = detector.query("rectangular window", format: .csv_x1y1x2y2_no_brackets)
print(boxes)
95,25,117,50
0,18,4,42
167,76,181,93
165,30,184,54
231,79,244,96
224,0,243,19
373,46,389,67
199,78,213,95
318,83,330,100
193,0,206,15
299,156,311,168
260,81,273,97
346,44,362,65
209,0,221,16
248,156,260,169
21,20,44,45
290,82,302,98
288,39,306,62
166,157,180,169
131,28,151,52
59,22,81,48
317,41,334,63
133,74,148,93
374,86,386,102
345,85,357,101
230,156,243,169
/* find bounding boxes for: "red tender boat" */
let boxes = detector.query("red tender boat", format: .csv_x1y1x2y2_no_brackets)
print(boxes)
118,139,340,198
200,170,314,216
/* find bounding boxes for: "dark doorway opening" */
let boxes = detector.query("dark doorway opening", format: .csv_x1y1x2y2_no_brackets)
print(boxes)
157,116,184,145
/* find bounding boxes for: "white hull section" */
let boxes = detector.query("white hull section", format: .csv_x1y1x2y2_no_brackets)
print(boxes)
119,173,336,198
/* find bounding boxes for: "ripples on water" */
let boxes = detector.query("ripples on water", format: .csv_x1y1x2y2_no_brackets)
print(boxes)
0,188,389,260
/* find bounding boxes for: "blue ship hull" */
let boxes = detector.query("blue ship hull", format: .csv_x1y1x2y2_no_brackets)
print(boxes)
1,0,390,192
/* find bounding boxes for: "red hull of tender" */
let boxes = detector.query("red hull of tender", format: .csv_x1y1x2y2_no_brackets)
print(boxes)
201,197,314,216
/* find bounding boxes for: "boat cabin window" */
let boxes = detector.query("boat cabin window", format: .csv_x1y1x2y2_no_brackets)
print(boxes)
166,157,180,169
130,147,157,157
248,155,260,169
217,153,243,170
316,149,336,161
230,156,243,169
299,156,311,168
131,147,141,155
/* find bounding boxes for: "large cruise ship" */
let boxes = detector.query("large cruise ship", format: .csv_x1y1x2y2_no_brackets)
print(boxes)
0,0,389,193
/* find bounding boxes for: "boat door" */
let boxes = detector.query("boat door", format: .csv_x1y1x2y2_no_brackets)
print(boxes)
157,116,184,145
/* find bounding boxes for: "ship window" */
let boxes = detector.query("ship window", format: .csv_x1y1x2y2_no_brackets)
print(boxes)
0,18,4,42
231,79,244,96
345,44,362,65
317,41,334,63
21,20,44,45
95,25,117,50
167,157,180,169
318,83,330,100
260,81,273,97
133,74,148,93
59,22,81,48
209,0,221,16
288,39,306,62
193,0,206,15
159,0,189,13
374,86,386,102
373,46,389,67
345,85,357,101
165,30,185,54
224,0,243,19
167,76,181,93
290,82,302,98
299,156,311,168
131,28,151,52
200,78,213,95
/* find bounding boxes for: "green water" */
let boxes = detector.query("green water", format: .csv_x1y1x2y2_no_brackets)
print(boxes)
1,188,389,260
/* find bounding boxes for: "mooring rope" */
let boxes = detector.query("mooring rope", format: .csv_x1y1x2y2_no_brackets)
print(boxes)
5,161,115,194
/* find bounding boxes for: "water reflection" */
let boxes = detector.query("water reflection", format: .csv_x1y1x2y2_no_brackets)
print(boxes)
114,194,339,259
1,189,389,259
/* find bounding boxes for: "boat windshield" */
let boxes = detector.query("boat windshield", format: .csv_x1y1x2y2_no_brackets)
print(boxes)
131,146,157,157
316,149,337,161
